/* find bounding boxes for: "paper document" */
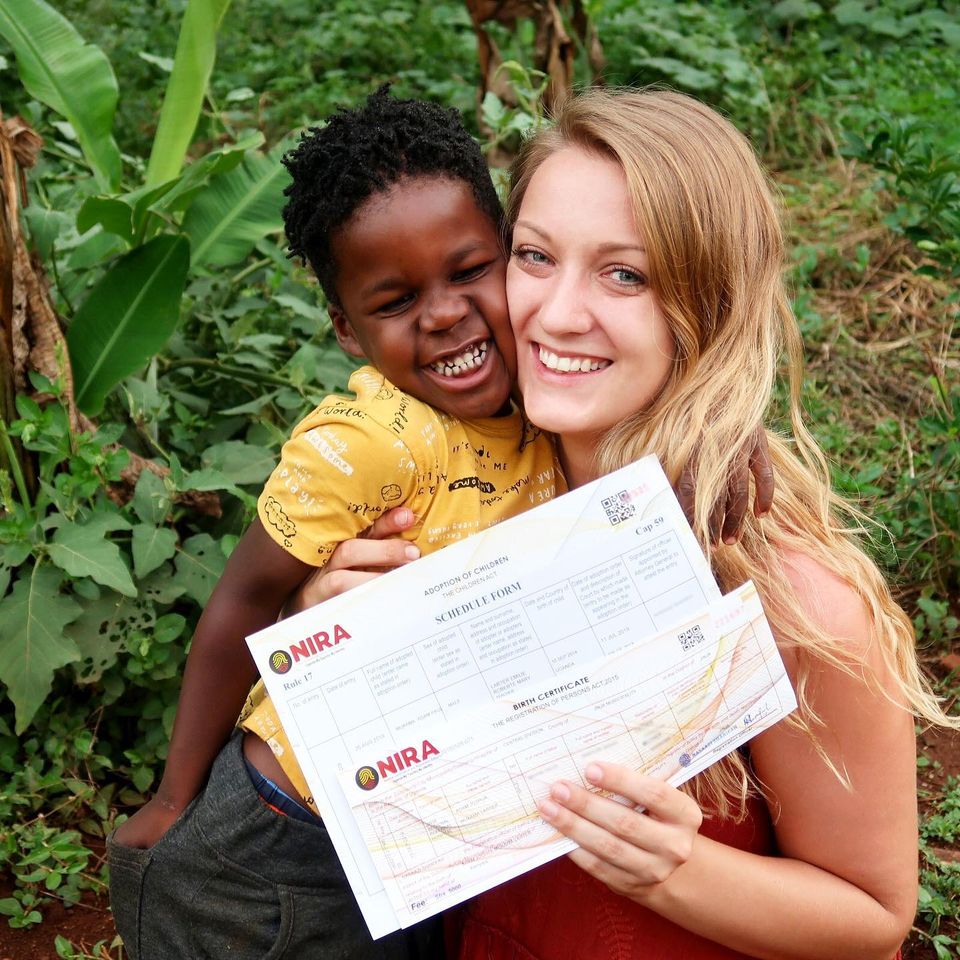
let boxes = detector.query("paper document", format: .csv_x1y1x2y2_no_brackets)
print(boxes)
246,455,795,936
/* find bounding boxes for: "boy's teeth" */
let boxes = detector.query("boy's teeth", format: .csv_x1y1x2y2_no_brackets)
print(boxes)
539,346,609,373
430,341,488,377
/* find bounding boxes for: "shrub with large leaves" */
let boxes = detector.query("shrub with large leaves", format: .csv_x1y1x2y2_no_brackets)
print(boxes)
0,0,288,419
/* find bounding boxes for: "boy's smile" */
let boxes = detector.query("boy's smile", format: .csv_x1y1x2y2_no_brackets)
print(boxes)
328,176,516,420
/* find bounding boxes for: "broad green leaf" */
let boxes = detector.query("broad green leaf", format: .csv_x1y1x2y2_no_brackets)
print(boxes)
76,196,135,244
67,235,190,415
202,440,275,485
172,533,227,605
131,765,154,793
0,542,32,567
47,524,136,597
183,146,290,269
79,135,264,245
140,563,187,605
66,229,126,272
146,133,264,219
273,293,327,324
179,467,240,494
770,0,822,23
0,565,81,733
0,0,121,190
154,612,186,644
132,469,171,525
145,0,233,187
131,523,178,578
65,592,156,683
315,348,363,393
637,57,715,91
22,207,71,260
75,511,132,537
138,50,174,73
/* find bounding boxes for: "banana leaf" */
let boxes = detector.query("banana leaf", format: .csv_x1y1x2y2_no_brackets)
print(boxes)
145,0,233,187
77,132,263,246
68,235,190,414
0,0,121,190
182,144,290,270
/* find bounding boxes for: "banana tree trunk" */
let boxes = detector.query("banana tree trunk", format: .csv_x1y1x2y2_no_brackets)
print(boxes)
0,112,86,502
464,0,605,140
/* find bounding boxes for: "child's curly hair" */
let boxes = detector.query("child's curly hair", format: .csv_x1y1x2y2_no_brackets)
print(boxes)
282,85,503,305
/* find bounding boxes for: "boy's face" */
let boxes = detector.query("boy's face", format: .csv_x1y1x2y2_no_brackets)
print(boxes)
328,176,516,420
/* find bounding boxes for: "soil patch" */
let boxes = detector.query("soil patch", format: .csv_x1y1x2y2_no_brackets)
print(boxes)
0,888,116,960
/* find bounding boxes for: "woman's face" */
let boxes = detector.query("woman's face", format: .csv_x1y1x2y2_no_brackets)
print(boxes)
507,147,676,448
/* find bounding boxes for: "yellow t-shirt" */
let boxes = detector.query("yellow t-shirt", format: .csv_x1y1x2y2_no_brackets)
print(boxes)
241,365,563,810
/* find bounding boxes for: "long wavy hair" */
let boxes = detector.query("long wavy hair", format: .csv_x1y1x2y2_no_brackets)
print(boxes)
506,88,952,818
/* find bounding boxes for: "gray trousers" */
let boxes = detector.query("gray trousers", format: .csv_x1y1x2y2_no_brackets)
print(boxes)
107,733,443,959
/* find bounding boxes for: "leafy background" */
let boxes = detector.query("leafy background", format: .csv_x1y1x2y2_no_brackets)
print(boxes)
0,0,957,957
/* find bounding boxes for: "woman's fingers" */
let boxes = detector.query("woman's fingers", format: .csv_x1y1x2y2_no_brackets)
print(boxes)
583,763,702,829
327,537,420,573
537,763,702,895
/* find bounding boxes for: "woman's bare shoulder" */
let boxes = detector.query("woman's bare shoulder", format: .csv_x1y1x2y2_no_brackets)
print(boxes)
774,547,879,663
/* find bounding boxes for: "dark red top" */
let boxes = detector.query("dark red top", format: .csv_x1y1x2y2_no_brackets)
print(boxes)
452,793,902,960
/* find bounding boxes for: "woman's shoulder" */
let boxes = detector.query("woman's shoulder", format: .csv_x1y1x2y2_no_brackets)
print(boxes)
773,547,879,665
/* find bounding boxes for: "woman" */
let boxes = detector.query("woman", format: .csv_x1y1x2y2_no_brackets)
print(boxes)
308,89,949,959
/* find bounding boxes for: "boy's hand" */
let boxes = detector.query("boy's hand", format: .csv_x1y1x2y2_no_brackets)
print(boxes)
111,795,187,850
676,426,774,545
285,507,420,613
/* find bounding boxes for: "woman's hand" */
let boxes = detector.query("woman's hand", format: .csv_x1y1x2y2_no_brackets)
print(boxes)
285,507,420,614
537,762,703,900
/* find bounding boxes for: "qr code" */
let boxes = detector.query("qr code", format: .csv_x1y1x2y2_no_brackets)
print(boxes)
601,491,635,525
677,624,705,651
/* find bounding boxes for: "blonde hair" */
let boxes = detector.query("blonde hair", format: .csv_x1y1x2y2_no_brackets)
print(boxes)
507,88,952,818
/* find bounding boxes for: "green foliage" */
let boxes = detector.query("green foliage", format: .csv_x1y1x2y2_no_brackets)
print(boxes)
0,3,956,952
55,934,124,959
844,121,960,279
0,566,82,734
917,777,960,958
1,0,290,419
68,236,191,415
0,0,121,189
0,709,117,928
146,0,233,187
595,0,770,129
182,143,290,269
481,62,550,195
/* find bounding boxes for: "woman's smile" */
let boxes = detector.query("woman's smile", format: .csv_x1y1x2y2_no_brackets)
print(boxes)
535,344,611,374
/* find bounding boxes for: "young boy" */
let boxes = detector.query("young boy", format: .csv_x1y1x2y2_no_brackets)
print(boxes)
107,88,558,960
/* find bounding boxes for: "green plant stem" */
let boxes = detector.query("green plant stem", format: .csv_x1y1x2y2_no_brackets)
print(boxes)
45,243,75,317
0,416,32,508
134,421,173,461
230,257,271,286
161,357,299,389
